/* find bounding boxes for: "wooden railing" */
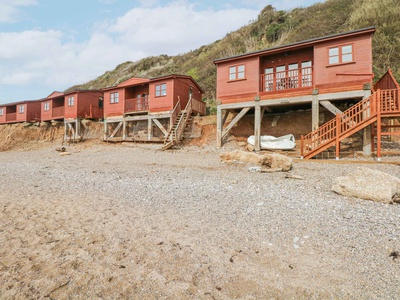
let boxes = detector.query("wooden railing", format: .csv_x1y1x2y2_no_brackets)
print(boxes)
174,95,193,143
301,89,400,159
52,106,64,119
6,113,16,121
191,97,206,115
301,92,376,158
125,97,149,113
260,67,313,92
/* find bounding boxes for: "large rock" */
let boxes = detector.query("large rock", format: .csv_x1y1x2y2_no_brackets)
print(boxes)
332,167,400,204
220,150,292,172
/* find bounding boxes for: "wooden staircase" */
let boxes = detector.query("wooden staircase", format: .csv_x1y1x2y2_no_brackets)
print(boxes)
162,95,194,151
301,89,400,159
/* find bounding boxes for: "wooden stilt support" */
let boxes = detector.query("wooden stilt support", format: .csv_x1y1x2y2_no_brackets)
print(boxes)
335,113,341,160
254,96,261,152
376,90,382,161
216,105,223,148
122,118,127,140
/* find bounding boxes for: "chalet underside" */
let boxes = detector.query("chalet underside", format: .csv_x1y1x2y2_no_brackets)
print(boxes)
217,88,372,152
104,112,172,142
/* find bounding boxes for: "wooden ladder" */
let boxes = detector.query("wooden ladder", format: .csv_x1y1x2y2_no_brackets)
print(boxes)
162,95,193,151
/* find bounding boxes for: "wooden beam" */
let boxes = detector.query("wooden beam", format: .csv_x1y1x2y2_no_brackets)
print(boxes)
217,106,223,148
110,122,122,138
254,99,261,151
320,100,343,115
153,118,168,136
222,107,251,138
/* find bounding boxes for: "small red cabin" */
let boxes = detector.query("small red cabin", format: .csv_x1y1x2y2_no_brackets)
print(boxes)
103,74,205,142
0,100,41,124
214,27,376,149
63,90,104,120
103,74,204,118
41,91,65,122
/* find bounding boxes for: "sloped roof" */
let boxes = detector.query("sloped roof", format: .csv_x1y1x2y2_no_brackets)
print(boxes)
118,77,150,88
214,26,376,64
45,91,64,99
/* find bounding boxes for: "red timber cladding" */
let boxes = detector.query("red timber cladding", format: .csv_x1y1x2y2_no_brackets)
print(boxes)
373,69,400,91
26,101,41,122
125,85,149,99
174,77,203,109
104,88,125,117
64,92,79,119
16,101,41,122
64,91,103,119
41,100,52,121
313,33,373,93
148,78,175,113
260,47,313,71
216,56,260,104
0,106,5,123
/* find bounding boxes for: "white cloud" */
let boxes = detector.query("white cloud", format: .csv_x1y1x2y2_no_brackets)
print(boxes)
108,1,258,54
0,0,38,23
0,1,259,103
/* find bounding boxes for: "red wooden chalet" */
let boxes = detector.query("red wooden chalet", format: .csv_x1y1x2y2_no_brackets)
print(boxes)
102,74,205,146
41,91,65,122
0,100,41,124
214,27,382,157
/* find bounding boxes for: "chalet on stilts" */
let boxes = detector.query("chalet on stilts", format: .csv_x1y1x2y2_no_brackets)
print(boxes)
63,90,104,141
214,26,392,159
102,74,206,149
41,91,65,122
0,100,41,124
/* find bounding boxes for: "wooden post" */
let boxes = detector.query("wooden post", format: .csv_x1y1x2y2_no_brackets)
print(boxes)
254,95,261,152
104,119,108,141
312,90,319,131
300,135,304,159
335,113,341,160
147,117,153,141
217,105,222,148
376,90,382,161
122,118,127,141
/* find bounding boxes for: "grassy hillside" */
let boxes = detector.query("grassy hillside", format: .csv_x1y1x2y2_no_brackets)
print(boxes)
67,0,400,110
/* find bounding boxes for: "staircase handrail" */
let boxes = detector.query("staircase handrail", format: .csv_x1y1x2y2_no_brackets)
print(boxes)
164,99,181,143
174,94,193,142
301,91,377,158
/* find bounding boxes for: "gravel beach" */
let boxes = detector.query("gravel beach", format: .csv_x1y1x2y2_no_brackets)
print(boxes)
0,142,399,299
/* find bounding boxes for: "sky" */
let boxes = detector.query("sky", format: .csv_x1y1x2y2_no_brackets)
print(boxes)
0,0,322,105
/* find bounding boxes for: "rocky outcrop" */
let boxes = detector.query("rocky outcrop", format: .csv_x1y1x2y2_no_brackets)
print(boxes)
332,167,400,204
220,150,292,172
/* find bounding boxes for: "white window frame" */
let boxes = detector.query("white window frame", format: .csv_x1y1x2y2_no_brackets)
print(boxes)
110,92,119,103
0,108,3,116
229,65,245,81
329,44,353,65
67,96,74,106
44,102,50,111
18,105,25,114
155,83,167,97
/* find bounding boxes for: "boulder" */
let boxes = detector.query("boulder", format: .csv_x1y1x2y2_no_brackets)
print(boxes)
220,150,293,172
332,167,400,204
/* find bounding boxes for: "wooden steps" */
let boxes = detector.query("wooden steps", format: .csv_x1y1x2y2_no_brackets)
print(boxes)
301,88,400,159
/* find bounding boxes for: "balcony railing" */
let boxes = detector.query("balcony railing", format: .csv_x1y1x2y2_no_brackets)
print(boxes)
6,113,16,122
52,106,65,119
260,67,313,92
125,97,149,113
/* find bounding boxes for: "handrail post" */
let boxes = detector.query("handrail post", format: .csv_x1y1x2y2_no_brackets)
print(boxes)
300,135,304,159
335,113,341,160
376,89,381,161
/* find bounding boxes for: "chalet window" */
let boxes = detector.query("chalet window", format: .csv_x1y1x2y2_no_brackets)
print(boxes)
301,61,312,87
288,63,299,88
264,68,274,91
67,96,74,106
0,108,3,116
110,92,119,104
329,44,353,65
19,105,25,114
229,65,245,81
276,65,286,90
155,83,167,97
44,102,50,111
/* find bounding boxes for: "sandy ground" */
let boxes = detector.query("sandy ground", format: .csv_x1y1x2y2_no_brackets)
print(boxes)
0,141,400,299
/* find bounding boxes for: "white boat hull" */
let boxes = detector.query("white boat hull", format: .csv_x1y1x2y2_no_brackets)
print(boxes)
247,134,296,150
